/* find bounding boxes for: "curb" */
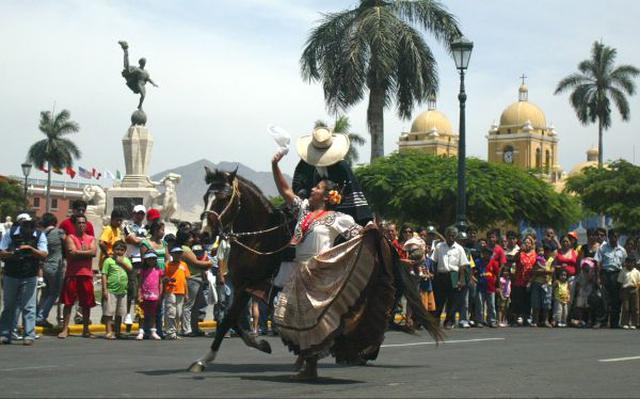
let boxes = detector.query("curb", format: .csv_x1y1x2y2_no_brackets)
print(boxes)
36,320,217,335
35,314,439,335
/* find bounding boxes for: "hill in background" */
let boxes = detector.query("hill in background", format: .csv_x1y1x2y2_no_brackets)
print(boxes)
151,159,291,221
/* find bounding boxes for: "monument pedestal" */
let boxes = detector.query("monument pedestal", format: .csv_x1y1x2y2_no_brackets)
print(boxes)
106,123,160,214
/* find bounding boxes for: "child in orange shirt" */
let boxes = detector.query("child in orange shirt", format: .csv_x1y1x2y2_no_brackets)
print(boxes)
163,246,190,339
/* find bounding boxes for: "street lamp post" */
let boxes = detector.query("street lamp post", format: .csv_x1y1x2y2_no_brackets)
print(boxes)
452,36,473,232
21,162,32,204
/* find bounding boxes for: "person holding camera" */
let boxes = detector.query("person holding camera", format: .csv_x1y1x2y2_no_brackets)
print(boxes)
0,213,48,345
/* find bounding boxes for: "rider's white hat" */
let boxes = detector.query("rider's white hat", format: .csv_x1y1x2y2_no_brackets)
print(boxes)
295,127,350,167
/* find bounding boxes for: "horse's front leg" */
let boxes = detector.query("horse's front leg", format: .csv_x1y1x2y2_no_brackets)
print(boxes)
188,286,245,372
188,289,271,372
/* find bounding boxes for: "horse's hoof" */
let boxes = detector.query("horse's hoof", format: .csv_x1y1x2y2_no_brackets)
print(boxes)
256,340,272,354
188,361,205,373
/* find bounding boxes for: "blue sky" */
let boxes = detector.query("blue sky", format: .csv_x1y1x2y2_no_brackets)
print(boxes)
1,0,639,182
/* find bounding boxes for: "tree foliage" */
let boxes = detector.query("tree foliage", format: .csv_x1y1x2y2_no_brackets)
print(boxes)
301,0,461,161
26,109,81,211
0,179,27,221
555,41,639,166
355,151,581,230
564,159,640,233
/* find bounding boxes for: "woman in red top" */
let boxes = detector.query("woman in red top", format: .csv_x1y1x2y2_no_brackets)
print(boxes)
511,235,536,326
555,235,578,278
58,215,97,339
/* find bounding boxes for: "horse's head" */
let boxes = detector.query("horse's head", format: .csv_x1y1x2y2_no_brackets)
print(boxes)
201,165,238,234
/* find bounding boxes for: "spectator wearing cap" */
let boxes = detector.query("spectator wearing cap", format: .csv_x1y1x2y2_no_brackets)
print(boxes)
123,204,148,331
146,208,162,224
140,221,167,338
0,213,48,345
58,214,97,339
137,251,163,340
430,226,470,329
163,246,191,339
595,229,627,328
59,199,95,237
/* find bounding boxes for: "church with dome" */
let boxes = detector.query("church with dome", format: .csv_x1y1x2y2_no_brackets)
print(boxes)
398,97,459,156
398,78,570,185
487,82,562,182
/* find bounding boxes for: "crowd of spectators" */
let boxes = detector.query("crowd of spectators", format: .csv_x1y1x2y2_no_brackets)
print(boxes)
1,199,639,346
0,200,248,345
383,223,639,330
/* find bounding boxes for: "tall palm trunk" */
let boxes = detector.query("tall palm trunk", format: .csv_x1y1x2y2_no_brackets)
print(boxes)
597,116,606,227
597,117,604,168
46,162,52,212
367,86,385,161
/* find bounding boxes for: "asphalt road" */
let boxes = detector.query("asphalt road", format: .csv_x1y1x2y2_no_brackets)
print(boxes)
1,327,639,398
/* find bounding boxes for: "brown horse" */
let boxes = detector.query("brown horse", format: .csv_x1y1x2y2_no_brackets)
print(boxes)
188,167,442,372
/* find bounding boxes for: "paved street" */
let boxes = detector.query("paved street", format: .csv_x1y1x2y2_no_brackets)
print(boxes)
1,327,639,398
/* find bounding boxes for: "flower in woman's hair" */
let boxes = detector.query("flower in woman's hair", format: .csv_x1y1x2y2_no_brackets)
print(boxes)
327,190,342,205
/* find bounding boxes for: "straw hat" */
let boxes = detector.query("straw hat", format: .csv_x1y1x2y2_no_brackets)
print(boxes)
295,127,350,167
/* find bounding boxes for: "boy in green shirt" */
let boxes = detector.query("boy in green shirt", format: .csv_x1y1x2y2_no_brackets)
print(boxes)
101,240,132,339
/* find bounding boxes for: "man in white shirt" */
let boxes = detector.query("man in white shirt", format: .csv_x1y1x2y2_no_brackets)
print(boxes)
430,226,470,328
595,229,627,328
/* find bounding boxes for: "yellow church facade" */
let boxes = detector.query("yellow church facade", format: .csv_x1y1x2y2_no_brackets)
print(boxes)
397,80,564,184
398,98,459,156
486,84,561,182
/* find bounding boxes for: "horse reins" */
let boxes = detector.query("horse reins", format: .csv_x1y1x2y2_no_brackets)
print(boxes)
206,178,292,257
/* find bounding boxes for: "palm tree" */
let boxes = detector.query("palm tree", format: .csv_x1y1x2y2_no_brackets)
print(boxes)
314,115,366,165
301,0,461,162
555,41,639,167
27,110,81,211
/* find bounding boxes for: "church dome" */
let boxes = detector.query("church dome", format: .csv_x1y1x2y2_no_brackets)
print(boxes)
568,147,601,176
499,84,547,129
410,98,454,136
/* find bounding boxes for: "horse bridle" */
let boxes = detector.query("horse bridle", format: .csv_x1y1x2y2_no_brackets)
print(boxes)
204,177,293,256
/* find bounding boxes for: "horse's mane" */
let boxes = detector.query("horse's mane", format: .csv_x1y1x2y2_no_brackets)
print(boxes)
235,174,276,214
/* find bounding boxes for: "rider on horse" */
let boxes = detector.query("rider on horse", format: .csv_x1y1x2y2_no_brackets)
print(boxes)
272,127,382,379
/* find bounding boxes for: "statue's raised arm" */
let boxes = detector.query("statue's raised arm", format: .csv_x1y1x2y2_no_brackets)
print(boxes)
118,40,158,110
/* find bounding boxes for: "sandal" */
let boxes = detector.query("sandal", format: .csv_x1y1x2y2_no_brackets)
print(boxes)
82,332,97,339
105,333,116,340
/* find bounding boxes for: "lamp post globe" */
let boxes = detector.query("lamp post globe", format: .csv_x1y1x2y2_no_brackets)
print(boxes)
451,36,473,233
21,163,32,201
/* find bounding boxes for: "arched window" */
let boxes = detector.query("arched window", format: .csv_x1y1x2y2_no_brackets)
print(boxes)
545,149,551,173
535,148,542,169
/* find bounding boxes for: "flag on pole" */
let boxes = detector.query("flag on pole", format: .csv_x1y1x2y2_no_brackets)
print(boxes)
116,170,122,180
92,168,102,180
53,167,63,175
39,165,49,173
105,170,116,180
78,166,92,179
66,167,77,179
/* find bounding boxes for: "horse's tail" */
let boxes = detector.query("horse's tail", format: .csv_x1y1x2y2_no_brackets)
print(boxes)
390,246,445,343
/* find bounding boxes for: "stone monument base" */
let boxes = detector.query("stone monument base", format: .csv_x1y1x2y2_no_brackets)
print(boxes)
106,185,160,215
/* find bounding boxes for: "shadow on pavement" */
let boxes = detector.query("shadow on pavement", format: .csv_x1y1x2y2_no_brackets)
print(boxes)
239,375,363,385
138,361,375,377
